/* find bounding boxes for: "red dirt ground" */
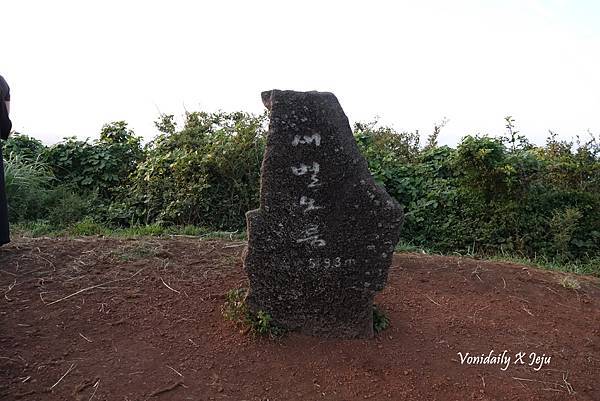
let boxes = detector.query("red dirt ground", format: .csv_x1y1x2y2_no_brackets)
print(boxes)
0,237,599,401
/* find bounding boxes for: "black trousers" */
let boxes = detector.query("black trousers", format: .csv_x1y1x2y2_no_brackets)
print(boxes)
0,145,9,245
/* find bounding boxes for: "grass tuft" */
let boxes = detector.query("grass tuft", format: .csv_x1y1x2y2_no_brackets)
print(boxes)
12,221,247,241
373,305,390,333
559,276,581,290
486,254,599,277
395,241,430,254
68,218,108,236
222,288,285,337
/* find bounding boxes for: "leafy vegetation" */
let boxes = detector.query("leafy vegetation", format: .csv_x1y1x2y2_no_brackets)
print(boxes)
373,305,390,333
3,111,599,276
222,288,285,337
123,111,266,228
42,122,143,198
3,153,91,225
356,120,599,270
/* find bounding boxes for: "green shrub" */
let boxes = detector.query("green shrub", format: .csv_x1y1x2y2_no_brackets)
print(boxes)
356,120,599,266
126,111,267,229
4,113,598,273
43,121,143,199
3,134,46,160
550,207,583,259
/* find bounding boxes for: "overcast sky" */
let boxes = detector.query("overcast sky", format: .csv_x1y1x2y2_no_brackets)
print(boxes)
3,0,599,146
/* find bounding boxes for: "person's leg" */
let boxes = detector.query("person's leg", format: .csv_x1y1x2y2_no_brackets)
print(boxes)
0,146,10,246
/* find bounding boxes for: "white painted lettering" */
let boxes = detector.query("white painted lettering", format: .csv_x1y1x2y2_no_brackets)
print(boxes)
292,133,321,147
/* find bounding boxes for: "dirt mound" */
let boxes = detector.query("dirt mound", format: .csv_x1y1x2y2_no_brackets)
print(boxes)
1,237,598,400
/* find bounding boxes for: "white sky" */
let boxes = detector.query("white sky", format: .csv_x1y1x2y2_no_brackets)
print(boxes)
3,0,600,146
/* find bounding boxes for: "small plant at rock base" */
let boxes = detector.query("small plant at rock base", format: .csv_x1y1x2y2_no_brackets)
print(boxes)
373,305,390,333
252,310,272,335
249,310,285,337
222,288,285,337
222,288,249,325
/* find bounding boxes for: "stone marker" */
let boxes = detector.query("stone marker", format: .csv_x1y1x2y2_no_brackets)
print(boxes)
243,90,403,338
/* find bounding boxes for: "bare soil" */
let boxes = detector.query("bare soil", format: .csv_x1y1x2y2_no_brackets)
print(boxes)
0,237,599,401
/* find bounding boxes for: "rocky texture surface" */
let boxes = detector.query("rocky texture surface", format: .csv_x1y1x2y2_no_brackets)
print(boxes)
243,90,403,338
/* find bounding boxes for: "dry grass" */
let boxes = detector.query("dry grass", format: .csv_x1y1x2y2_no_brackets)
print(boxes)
559,276,581,290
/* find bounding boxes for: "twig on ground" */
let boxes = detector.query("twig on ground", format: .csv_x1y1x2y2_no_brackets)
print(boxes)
65,274,89,282
515,380,527,389
167,365,183,377
73,376,99,396
502,277,506,289
473,305,491,317
169,234,202,239
47,280,121,305
0,356,22,363
522,306,534,316
148,381,183,398
471,265,484,282
222,243,247,249
512,377,537,382
0,269,18,276
89,379,100,401
479,374,485,388
554,301,578,310
39,292,50,305
50,363,75,390
512,376,565,388
509,295,530,303
4,279,17,300
563,372,575,394
159,277,180,294
46,267,146,306
79,333,93,343
425,295,441,306
36,254,56,271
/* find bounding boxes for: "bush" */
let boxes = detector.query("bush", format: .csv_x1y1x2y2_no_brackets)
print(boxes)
125,111,267,229
4,113,598,272
43,121,143,199
356,121,599,265
3,134,46,160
